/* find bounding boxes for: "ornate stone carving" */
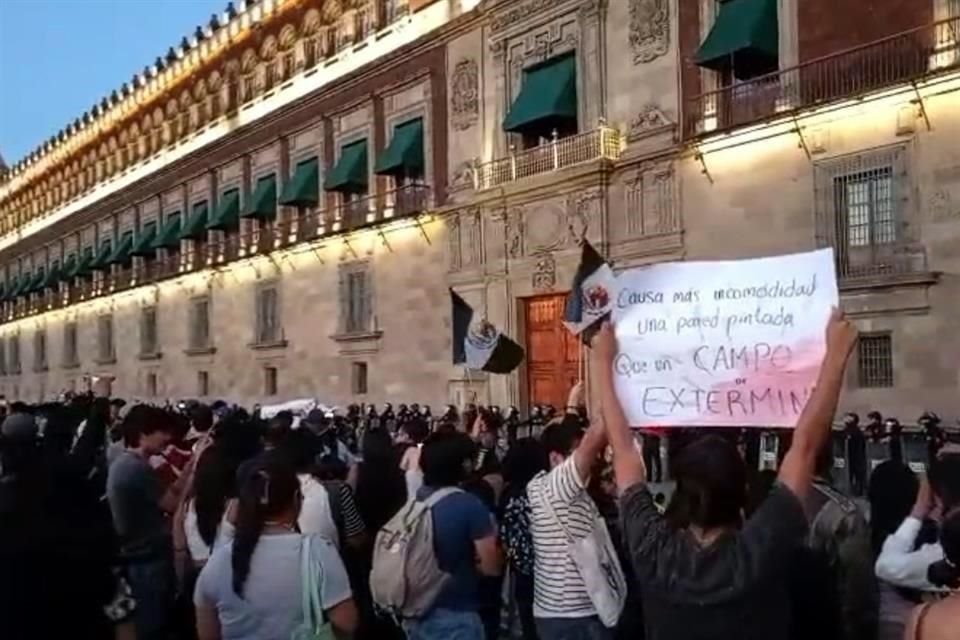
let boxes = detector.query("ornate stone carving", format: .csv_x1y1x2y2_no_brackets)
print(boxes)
625,162,677,236
450,58,480,132
532,252,557,292
450,160,475,191
490,0,563,34
446,215,461,271
506,209,525,259
462,209,482,267
629,0,669,64
525,201,567,253
930,189,955,222
566,189,601,241
628,104,673,139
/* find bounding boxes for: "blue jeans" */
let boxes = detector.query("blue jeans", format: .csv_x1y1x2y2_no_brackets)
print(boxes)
403,608,485,640
536,616,612,640
125,557,173,640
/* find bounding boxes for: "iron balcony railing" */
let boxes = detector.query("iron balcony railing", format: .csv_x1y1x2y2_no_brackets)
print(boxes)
685,17,960,138
471,124,623,190
1,184,431,323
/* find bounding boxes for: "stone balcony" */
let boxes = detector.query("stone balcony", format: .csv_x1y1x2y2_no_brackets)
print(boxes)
468,124,623,191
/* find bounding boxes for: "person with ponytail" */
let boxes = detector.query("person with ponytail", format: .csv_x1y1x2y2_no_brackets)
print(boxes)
193,455,357,640
904,508,960,640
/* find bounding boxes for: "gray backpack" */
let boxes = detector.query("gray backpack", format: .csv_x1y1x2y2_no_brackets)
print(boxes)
369,487,461,618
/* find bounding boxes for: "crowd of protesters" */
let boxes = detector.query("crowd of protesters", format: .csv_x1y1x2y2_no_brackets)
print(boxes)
1,310,958,640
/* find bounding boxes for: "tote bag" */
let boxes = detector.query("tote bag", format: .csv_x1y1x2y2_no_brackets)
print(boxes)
291,536,335,640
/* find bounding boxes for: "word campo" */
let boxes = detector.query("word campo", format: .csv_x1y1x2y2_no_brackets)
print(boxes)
614,342,792,379
635,385,813,418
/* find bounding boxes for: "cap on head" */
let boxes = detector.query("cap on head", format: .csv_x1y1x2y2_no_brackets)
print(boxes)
1,413,38,442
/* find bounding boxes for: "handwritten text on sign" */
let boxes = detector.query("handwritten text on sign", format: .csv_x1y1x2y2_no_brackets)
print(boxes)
612,249,838,428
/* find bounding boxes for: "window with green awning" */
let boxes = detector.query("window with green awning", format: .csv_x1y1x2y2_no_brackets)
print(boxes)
183,202,212,238
279,157,320,207
206,189,241,231
28,269,46,293
3,275,19,301
42,262,61,290
695,0,779,80
90,240,113,271
374,119,424,179
242,174,278,220
60,254,77,282
324,140,368,193
131,221,159,257
71,248,95,278
503,53,578,136
154,212,183,248
108,231,134,266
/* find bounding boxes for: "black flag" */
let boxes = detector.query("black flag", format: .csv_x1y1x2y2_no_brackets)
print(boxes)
451,290,524,374
564,240,617,341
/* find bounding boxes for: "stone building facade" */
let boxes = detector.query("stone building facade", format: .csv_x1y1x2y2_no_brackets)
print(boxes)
0,0,958,422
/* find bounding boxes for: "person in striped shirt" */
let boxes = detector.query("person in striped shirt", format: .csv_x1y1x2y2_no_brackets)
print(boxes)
527,382,613,639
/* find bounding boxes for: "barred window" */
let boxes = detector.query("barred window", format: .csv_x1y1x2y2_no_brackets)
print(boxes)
189,297,211,350
857,333,893,388
140,306,159,355
8,334,20,374
264,366,278,396
835,167,895,247
33,330,47,371
814,145,918,281
351,361,368,395
145,372,158,397
255,284,281,345
339,263,373,334
198,370,210,397
97,315,115,362
63,322,79,367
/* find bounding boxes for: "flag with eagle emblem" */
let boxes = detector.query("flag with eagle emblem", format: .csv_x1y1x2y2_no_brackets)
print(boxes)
564,240,617,341
451,289,524,374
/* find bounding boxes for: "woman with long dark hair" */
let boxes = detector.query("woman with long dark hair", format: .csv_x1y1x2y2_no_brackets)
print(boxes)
193,455,357,640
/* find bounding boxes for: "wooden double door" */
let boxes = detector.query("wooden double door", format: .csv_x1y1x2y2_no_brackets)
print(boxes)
523,294,581,411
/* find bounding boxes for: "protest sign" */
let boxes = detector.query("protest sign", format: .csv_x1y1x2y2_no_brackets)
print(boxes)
611,249,838,428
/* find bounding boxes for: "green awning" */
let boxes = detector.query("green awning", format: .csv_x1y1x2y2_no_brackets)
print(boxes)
206,189,241,231
5,276,19,300
154,212,183,248
503,54,577,134
108,232,134,266
375,119,424,178
241,174,278,220
4,275,21,300
72,248,95,278
694,0,779,79
182,204,209,238
90,240,114,271
42,262,61,289
60,254,77,281
131,221,158,257
28,269,46,293
324,140,368,193
279,158,319,207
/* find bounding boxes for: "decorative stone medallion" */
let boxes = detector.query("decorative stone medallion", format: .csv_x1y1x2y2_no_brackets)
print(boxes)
450,58,480,132
629,0,669,64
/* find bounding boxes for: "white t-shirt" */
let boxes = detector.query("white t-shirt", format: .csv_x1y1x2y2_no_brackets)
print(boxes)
184,500,235,563
297,474,339,546
527,456,599,618
194,533,351,640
